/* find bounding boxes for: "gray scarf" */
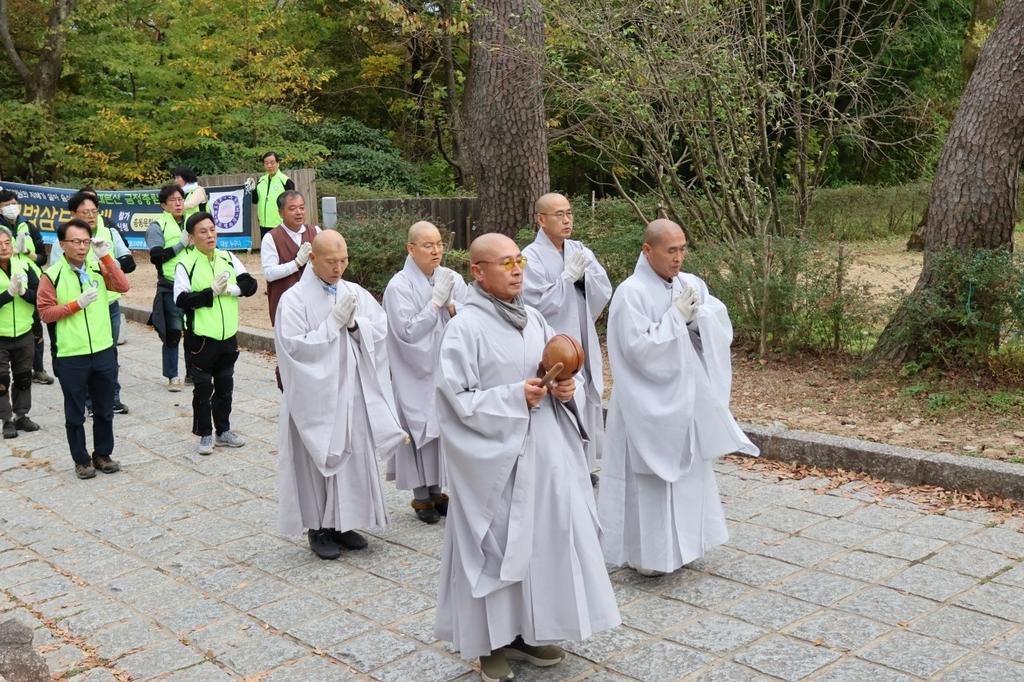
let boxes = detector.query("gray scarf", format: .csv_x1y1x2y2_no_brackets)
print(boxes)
472,281,528,330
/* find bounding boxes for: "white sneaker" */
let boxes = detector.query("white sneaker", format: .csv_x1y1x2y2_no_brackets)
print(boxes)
168,377,182,392
215,431,245,448
629,563,667,577
197,435,214,455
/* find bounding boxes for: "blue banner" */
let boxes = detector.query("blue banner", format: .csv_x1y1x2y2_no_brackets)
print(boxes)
0,182,253,250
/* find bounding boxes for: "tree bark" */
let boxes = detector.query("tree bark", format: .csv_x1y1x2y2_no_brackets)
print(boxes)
872,0,1024,365
0,0,76,107
465,0,548,237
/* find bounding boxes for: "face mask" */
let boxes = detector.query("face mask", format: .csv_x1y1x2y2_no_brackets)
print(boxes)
1,205,18,221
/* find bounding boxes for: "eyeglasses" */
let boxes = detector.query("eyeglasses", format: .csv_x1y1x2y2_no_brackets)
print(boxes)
62,239,91,246
540,210,573,220
75,210,98,217
474,255,527,271
412,241,445,251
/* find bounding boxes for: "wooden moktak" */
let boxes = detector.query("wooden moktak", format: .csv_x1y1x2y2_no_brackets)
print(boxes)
538,334,585,387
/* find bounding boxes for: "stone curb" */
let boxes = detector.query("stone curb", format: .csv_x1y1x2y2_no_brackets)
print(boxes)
123,302,1024,502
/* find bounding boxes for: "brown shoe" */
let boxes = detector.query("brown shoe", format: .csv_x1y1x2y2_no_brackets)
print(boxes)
75,463,96,479
92,453,120,474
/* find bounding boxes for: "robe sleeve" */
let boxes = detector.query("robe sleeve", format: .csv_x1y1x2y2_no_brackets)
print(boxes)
521,243,575,317
383,278,441,345
583,247,613,320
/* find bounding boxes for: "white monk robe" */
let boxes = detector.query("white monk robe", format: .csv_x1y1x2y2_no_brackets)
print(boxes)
522,230,612,468
276,267,407,536
434,285,620,658
383,256,468,490
599,255,759,573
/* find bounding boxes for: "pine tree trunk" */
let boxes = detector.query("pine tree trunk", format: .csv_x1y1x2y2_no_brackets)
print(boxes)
465,0,549,237
871,0,1024,365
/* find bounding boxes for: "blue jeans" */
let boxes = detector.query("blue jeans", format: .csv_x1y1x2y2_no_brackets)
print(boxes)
161,291,184,379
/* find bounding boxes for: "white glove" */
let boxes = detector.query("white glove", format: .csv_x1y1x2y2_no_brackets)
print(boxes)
431,269,455,308
673,286,699,323
179,228,190,248
244,177,256,193
13,234,26,254
7,275,20,297
564,249,587,282
77,286,99,309
90,238,110,260
211,271,230,296
331,292,357,330
295,242,312,267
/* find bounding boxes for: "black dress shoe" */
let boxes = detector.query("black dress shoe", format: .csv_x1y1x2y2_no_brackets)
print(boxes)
15,416,39,432
308,528,341,560
412,498,441,524
3,421,16,439
430,493,449,517
331,529,368,550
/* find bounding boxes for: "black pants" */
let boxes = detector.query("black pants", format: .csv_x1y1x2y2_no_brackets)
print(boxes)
189,334,239,437
0,331,34,422
55,347,116,465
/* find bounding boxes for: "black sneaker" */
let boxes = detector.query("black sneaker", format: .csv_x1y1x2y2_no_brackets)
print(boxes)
308,528,341,560
112,401,129,415
331,529,368,550
75,463,96,479
2,421,16,439
411,498,441,524
92,453,120,474
184,375,194,385
15,416,39,432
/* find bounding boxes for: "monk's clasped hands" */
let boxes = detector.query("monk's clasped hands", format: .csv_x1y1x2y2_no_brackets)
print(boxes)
672,285,700,323
331,292,358,330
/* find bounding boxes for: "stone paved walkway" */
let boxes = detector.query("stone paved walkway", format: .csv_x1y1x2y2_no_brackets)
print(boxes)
3,326,1024,681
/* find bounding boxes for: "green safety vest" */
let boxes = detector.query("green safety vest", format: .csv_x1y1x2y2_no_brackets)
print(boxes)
0,259,34,338
256,172,290,228
181,248,239,341
157,212,186,281
91,217,120,303
11,219,40,277
45,257,113,357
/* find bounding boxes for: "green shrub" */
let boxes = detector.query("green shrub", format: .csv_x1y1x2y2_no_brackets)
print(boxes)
796,183,931,240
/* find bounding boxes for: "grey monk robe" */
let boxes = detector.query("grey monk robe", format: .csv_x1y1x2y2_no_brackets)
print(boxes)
433,285,620,659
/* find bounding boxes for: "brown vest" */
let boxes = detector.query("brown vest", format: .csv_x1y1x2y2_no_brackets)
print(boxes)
267,225,316,326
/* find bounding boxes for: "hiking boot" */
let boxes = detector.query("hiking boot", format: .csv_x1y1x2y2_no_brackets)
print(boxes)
479,650,513,682
411,498,441,524
430,493,449,517
15,416,39,432
215,430,245,448
501,636,565,667
75,463,96,479
197,435,214,455
32,370,53,385
112,401,129,415
331,529,368,550
168,377,182,392
92,453,120,474
2,421,16,439
308,528,341,560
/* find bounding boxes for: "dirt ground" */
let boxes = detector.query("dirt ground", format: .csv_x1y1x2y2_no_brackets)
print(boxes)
123,241,1024,462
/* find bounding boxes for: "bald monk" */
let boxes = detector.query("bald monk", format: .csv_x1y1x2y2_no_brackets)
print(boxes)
275,230,407,560
383,221,468,523
522,193,611,481
599,219,758,576
434,233,619,682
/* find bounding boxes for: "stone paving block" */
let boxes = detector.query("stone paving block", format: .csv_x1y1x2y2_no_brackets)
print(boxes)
774,571,865,606
408,573,439,599
722,592,819,630
882,564,977,602
809,658,916,681
665,614,765,656
156,599,233,636
348,587,433,625
163,549,234,579
158,662,237,681
375,649,476,682
610,582,646,608
279,558,354,591
956,582,1024,622
340,541,415,571
721,496,776,522
692,662,775,681
561,625,647,663
390,524,447,552
262,655,355,681
188,616,273,657
220,636,307,677
961,527,1024,556
103,568,203,614
369,553,441,585
9,575,77,604
219,533,292,563
220,577,298,611
59,602,136,638
608,640,714,681
991,629,1024,663
908,607,1013,648
188,564,264,594
844,505,921,530
748,507,827,533
900,514,983,541
287,610,375,649
28,530,92,558
167,512,257,546
837,586,936,625
116,639,205,680
799,519,884,548
924,544,1016,578
733,635,841,681
251,593,338,631
664,575,753,610
992,561,1024,587
785,610,889,651
723,523,789,554
0,559,60,586
859,629,968,677
711,555,803,588
44,643,89,674
327,629,418,672
861,531,946,562
942,655,1024,682
323,573,395,607
760,537,844,568
821,551,909,583
783,493,864,518
249,545,316,574
620,597,701,635
393,609,438,645
66,667,120,682
0,549,36,569
90,618,170,659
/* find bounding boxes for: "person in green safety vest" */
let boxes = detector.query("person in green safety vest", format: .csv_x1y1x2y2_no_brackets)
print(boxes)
146,185,192,392
172,166,208,220
0,228,41,439
0,188,54,386
37,219,130,480
174,211,258,455
248,151,295,241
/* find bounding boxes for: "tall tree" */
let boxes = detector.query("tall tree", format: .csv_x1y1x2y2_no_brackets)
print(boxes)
465,0,548,236
871,0,1024,364
0,0,74,106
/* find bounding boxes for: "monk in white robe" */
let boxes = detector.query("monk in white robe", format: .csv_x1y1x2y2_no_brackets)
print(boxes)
522,193,612,475
276,231,406,560
600,219,759,576
383,221,468,524
434,234,620,682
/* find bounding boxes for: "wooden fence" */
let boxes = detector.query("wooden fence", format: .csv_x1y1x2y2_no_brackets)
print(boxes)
199,168,318,246
334,197,479,250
